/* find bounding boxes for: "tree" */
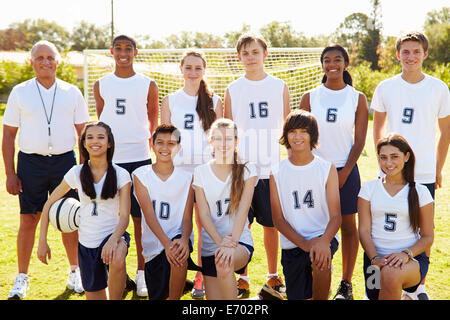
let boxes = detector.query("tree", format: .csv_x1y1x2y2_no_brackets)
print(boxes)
223,24,251,48
360,0,382,70
423,7,449,67
259,21,305,47
8,19,70,51
70,21,110,51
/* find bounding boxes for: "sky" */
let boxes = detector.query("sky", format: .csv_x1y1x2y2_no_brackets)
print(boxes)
0,0,448,42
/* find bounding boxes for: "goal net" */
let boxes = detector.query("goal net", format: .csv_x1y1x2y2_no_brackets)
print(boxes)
83,48,323,115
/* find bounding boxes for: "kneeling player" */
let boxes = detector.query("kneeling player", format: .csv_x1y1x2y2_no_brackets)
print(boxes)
270,110,341,300
133,124,197,300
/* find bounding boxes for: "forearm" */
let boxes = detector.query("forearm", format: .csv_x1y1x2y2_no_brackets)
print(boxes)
436,135,449,177
2,134,16,175
273,216,308,250
408,235,434,257
320,214,341,244
359,230,379,259
109,213,130,244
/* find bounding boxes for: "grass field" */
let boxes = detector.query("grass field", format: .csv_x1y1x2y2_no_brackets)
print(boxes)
0,119,448,300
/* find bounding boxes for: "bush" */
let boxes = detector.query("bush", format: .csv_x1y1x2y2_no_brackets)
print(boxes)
0,58,78,96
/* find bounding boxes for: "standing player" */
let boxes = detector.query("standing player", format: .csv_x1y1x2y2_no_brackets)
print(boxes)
2,40,89,299
133,124,197,300
359,134,434,300
37,122,132,300
372,31,450,300
270,110,341,300
160,50,223,299
93,34,159,297
299,44,368,300
224,33,290,298
193,118,257,300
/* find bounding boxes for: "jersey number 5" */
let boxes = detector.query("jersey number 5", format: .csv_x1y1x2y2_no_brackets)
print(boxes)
116,99,126,115
384,213,397,232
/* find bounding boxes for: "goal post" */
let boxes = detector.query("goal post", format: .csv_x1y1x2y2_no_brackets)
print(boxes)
83,48,324,115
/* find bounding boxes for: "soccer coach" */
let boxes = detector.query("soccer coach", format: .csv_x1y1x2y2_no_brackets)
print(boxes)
2,40,90,299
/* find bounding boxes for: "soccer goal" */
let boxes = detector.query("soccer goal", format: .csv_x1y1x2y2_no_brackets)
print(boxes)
83,48,324,115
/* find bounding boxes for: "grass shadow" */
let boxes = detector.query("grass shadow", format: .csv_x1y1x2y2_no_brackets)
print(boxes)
53,287,84,300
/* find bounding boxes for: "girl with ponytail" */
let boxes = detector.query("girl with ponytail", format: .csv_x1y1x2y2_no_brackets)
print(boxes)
38,121,132,300
299,44,369,300
192,118,257,299
160,50,223,298
358,133,434,300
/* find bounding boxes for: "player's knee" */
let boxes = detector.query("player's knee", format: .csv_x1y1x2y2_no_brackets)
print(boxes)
380,266,401,288
216,263,233,279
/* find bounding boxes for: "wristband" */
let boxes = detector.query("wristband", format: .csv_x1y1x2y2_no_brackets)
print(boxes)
402,249,413,260
370,255,382,264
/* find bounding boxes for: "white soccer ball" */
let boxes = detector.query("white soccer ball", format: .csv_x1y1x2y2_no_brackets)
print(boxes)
49,197,81,233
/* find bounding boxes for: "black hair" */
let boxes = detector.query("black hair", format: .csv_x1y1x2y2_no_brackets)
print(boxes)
79,121,117,200
320,44,352,86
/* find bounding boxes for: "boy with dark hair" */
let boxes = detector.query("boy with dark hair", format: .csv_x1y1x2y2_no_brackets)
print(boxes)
133,124,198,300
93,34,159,297
270,109,341,300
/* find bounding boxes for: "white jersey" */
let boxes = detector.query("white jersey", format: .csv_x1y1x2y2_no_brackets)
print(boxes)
98,73,153,163
271,156,338,250
3,78,90,156
168,88,220,171
358,178,433,256
310,84,360,168
193,161,257,256
371,74,450,183
132,165,193,263
228,75,285,179
64,164,131,248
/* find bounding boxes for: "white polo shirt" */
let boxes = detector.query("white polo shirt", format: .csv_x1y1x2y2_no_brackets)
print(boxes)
3,78,90,156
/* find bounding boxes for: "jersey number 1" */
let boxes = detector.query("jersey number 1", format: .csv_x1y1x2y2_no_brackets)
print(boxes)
249,102,268,118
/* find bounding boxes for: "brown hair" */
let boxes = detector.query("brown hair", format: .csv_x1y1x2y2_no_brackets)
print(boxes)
181,50,216,132
112,34,137,49
236,33,268,54
377,133,420,234
79,121,117,200
280,109,319,150
395,31,428,52
209,118,248,214
152,123,181,144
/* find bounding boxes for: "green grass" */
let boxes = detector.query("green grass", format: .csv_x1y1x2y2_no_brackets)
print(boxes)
0,119,448,300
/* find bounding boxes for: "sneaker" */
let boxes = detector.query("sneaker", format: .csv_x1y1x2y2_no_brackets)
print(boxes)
125,273,137,292
258,284,284,300
135,270,148,297
417,292,429,300
333,280,353,300
67,267,84,293
191,277,205,299
8,273,29,300
267,276,286,299
237,278,250,299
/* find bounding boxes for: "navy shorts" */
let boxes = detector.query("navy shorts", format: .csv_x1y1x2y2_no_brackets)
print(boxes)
16,151,78,214
281,237,339,300
421,183,435,200
201,242,254,277
363,251,429,300
116,159,151,218
78,232,130,292
337,165,361,215
144,235,200,300
248,179,273,227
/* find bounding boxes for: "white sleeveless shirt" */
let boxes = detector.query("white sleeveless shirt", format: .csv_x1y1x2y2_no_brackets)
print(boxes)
310,84,360,168
228,75,285,179
193,161,257,256
271,156,338,250
98,73,152,163
132,165,194,262
168,88,220,170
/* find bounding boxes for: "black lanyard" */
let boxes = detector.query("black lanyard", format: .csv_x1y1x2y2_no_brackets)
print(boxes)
35,79,57,138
